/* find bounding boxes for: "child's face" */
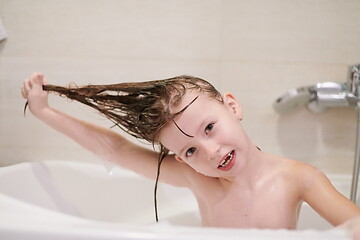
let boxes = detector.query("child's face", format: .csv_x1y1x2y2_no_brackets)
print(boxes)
158,91,249,178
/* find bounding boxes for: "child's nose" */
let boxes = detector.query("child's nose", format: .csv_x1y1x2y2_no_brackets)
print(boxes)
201,140,220,160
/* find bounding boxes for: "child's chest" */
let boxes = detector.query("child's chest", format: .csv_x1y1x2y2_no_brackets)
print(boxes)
197,181,301,229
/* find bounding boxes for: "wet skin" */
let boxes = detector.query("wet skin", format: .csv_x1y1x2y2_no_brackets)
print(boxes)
22,73,360,229
158,92,301,228
158,91,359,229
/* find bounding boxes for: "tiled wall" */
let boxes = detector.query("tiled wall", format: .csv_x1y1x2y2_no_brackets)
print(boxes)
0,0,359,174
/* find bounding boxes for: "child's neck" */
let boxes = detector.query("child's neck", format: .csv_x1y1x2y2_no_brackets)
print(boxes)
219,142,273,190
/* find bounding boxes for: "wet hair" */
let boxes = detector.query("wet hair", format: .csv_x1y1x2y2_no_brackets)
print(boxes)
24,75,222,221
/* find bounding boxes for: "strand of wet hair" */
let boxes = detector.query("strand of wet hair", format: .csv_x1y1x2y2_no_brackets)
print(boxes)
22,78,218,223
23,84,168,142
154,146,168,222
166,95,199,138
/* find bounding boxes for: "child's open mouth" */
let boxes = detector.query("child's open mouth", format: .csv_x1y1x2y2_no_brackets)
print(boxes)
217,150,235,171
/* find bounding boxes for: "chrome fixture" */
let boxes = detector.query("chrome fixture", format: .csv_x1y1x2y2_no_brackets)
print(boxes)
273,63,360,204
349,64,360,203
274,82,358,114
0,17,7,53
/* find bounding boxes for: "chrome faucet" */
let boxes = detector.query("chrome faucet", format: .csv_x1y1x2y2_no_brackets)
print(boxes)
348,64,360,97
273,63,360,204
349,64,360,203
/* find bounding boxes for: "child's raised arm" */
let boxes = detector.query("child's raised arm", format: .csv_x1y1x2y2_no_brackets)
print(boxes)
21,73,192,187
297,162,360,226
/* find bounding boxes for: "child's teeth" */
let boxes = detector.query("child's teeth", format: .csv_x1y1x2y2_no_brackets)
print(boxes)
219,151,233,168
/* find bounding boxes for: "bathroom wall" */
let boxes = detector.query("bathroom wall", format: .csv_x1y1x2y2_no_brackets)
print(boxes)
0,0,359,175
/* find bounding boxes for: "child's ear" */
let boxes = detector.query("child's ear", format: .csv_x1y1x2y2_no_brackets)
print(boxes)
174,155,185,163
223,93,243,120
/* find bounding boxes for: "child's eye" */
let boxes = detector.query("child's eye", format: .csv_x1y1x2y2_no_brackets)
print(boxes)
186,147,196,157
205,123,214,134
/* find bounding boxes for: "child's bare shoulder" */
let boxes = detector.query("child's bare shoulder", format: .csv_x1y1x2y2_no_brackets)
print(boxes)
270,156,326,190
279,157,330,193
276,156,320,175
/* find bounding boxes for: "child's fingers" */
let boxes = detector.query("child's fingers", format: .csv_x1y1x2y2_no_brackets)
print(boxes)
32,72,43,79
31,73,46,90
34,73,43,82
21,85,27,99
32,72,43,84
21,78,32,99
22,73,48,100
24,79,32,92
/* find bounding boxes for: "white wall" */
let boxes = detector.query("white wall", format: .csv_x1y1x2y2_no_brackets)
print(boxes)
0,0,359,174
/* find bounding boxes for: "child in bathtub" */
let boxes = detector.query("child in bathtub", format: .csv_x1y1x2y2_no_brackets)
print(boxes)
21,72,360,230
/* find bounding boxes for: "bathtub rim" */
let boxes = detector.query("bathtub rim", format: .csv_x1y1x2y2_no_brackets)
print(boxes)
0,193,351,240
0,160,355,240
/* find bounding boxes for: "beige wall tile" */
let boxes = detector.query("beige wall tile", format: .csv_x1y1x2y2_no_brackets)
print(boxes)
221,0,360,64
0,0,359,174
0,0,222,60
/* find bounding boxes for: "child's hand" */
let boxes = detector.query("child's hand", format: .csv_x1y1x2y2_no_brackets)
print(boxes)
21,73,49,117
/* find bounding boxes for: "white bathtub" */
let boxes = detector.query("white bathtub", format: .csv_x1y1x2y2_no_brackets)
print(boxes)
0,160,353,240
